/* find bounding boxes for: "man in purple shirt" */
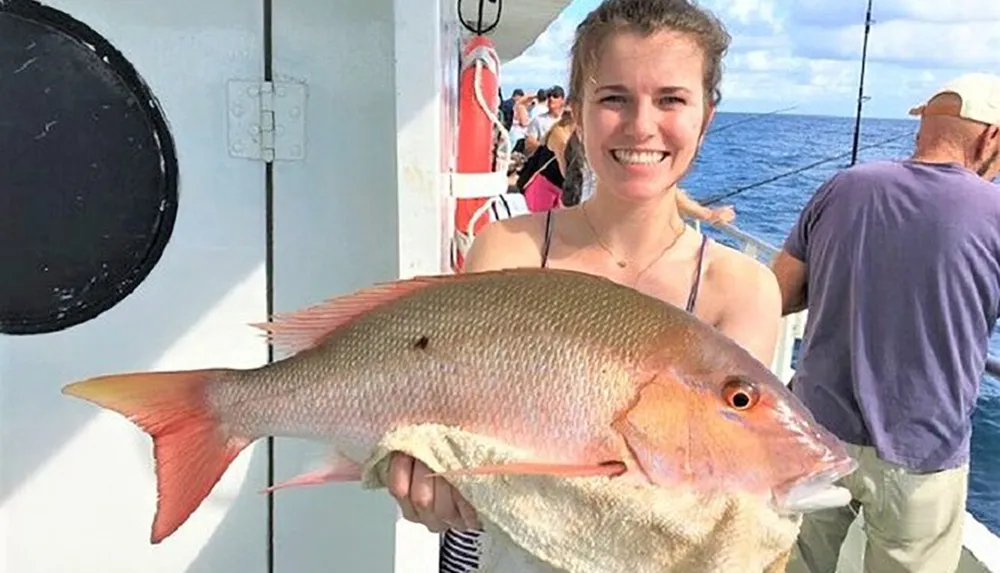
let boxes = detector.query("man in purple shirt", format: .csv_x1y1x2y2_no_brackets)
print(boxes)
772,73,1000,573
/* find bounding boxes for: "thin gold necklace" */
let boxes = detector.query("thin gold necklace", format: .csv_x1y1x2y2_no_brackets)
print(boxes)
580,201,687,283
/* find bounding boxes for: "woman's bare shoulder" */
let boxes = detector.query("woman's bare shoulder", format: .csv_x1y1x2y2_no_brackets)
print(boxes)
464,212,552,272
702,239,772,280
701,239,782,363
704,241,781,322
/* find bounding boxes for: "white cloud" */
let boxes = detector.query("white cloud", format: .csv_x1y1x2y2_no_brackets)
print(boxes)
500,0,1000,118
787,20,1000,70
793,0,1000,24
499,8,577,91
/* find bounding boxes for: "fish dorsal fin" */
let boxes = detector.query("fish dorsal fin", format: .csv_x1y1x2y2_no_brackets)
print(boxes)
251,274,453,355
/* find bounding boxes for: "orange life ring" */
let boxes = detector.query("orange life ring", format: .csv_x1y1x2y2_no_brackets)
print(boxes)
452,34,500,272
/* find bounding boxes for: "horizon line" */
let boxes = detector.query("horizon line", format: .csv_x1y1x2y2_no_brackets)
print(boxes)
714,109,920,122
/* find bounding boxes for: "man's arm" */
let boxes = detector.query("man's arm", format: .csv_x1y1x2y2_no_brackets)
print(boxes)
771,251,808,316
770,172,845,316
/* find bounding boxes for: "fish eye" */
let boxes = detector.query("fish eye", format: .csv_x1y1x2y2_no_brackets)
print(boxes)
721,376,759,411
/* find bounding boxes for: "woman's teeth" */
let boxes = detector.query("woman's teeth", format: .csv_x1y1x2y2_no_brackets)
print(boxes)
611,149,667,165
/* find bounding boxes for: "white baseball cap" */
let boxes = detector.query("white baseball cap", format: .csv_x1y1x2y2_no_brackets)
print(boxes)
908,73,1000,126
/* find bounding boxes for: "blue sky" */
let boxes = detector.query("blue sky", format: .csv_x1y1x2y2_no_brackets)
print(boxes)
500,0,1000,119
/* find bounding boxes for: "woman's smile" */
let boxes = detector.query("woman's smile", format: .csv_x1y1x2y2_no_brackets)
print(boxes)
610,149,669,165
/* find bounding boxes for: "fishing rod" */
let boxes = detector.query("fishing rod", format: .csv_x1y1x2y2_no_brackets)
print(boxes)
707,105,799,135
701,131,912,207
849,0,875,166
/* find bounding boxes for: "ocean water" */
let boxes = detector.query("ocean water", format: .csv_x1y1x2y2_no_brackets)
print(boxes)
682,111,1000,536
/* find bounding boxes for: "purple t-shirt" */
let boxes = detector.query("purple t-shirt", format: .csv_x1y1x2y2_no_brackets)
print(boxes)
784,159,1000,472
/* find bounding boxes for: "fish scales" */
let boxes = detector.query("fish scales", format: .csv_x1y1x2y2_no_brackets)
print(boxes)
207,271,676,462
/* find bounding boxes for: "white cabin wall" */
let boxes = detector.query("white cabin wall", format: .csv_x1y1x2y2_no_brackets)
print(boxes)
393,0,459,569
269,0,450,571
0,2,270,573
0,340,7,569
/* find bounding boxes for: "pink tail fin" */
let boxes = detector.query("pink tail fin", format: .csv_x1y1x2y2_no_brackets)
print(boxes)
62,369,252,544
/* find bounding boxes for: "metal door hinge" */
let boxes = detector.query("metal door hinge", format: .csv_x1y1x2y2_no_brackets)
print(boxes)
227,80,307,162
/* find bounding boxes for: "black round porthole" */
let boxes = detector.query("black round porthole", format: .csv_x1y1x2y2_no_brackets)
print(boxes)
0,0,179,335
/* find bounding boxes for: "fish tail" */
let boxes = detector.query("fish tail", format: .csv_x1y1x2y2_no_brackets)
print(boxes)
62,369,252,544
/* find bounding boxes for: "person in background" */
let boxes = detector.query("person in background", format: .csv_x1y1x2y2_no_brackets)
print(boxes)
516,107,578,212
523,85,566,156
772,72,1000,573
498,88,522,130
677,189,735,224
529,88,549,120
383,1,785,571
499,88,532,155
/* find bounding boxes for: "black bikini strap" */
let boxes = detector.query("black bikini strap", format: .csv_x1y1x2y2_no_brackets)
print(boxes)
686,234,709,313
540,210,555,268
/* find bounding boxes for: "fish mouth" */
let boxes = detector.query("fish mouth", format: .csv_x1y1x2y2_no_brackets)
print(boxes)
770,456,859,515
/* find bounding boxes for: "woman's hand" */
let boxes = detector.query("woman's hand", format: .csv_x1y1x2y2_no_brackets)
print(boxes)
386,452,481,532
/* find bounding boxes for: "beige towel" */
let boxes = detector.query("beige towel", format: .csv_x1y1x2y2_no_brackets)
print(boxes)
362,424,802,573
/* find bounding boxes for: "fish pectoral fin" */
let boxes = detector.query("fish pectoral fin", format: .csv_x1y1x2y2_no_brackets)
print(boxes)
260,456,363,494
430,460,627,479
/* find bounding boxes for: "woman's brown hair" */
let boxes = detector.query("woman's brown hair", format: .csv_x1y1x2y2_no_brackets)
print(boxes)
568,0,731,108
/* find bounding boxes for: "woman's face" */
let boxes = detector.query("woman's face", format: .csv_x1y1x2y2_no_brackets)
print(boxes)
579,29,712,203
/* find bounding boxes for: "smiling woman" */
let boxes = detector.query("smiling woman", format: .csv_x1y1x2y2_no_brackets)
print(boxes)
382,0,786,571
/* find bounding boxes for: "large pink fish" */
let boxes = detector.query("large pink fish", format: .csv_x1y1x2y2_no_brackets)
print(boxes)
62,268,856,544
